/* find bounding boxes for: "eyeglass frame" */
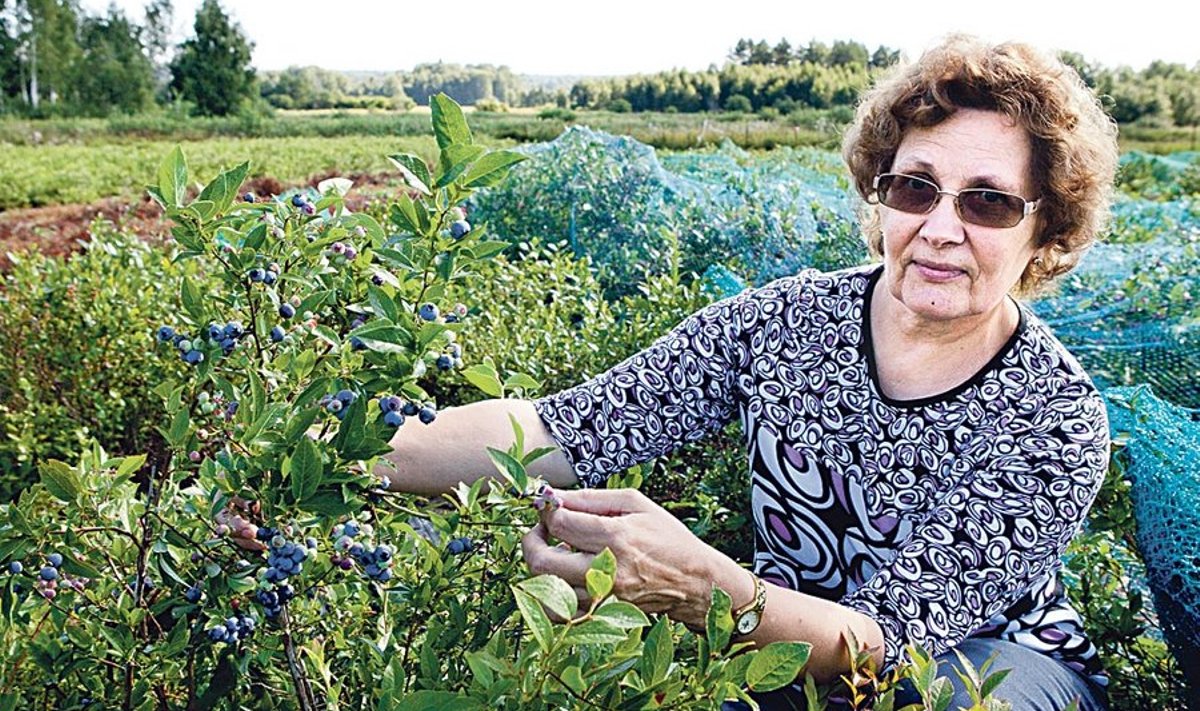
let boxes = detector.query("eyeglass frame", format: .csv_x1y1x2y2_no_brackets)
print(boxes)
870,172,1041,228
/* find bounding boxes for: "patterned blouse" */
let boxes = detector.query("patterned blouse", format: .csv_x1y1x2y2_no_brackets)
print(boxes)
532,264,1108,685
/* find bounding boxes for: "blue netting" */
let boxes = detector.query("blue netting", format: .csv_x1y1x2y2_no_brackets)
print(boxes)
1105,387,1200,699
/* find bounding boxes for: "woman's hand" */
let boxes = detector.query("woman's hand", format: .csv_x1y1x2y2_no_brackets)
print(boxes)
520,488,750,630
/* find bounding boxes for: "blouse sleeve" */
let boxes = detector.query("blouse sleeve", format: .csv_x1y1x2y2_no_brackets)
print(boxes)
533,273,808,488
838,378,1110,670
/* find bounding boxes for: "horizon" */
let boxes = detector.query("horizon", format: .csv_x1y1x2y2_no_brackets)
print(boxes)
80,0,1199,77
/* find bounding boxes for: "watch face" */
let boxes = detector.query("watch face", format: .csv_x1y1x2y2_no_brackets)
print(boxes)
737,611,760,635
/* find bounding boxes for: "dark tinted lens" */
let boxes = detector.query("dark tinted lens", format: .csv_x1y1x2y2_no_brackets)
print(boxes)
879,174,938,213
959,189,1024,228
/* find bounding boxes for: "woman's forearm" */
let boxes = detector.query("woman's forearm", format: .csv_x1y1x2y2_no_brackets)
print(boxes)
708,555,885,683
374,398,577,497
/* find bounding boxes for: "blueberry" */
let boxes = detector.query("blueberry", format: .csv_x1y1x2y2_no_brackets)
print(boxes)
47,553,63,568
343,521,360,537
383,411,405,427
371,273,384,286
326,399,343,413
350,336,366,351
291,194,307,207
39,567,57,581
344,246,357,261
184,585,202,603
401,401,420,417
263,270,278,285
418,405,437,425
270,325,286,343
279,303,295,319
378,395,398,413
447,537,473,555
248,268,265,283
156,325,175,342
184,350,204,365
207,323,223,341
243,192,255,203
224,322,244,338
418,303,439,322
377,569,392,582
335,390,357,405
207,627,227,642
306,537,318,550
436,354,453,371
449,220,471,239
445,314,459,324
9,561,23,574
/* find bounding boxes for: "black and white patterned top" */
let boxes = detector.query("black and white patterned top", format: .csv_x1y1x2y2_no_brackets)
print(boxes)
533,265,1108,685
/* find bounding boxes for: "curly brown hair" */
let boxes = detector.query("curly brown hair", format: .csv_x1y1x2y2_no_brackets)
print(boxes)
841,34,1119,294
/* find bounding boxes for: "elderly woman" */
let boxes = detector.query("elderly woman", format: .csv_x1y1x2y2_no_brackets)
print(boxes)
382,35,1118,710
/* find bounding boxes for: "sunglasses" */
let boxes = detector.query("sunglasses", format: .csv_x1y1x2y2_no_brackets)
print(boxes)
872,173,1040,229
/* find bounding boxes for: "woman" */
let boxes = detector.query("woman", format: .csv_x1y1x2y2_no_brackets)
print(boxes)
382,35,1118,709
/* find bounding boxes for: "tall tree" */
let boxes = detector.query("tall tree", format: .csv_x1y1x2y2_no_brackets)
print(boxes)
10,0,81,110
142,0,173,92
169,0,254,115
71,6,155,114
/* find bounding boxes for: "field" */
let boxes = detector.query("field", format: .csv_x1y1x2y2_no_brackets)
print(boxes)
0,106,1197,709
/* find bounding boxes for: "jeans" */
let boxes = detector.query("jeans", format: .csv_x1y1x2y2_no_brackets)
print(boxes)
721,637,1108,711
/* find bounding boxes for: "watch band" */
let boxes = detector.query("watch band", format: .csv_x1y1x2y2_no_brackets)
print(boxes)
732,571,767,638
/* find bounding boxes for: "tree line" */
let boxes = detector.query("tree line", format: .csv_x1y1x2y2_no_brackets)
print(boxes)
0,1,1196,129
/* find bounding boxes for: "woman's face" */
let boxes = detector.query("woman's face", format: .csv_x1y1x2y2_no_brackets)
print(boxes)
878,108,1040,326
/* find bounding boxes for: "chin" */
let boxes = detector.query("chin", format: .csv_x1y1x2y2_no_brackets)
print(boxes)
896,279,975,322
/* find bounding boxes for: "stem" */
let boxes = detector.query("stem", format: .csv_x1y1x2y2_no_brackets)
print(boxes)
280,606,317,711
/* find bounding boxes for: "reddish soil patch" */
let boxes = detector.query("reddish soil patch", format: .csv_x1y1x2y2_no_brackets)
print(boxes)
0,172,402,271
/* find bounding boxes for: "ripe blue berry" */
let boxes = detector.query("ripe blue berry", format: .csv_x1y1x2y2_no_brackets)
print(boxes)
401,401,420,417
291,194,307,207
279,303,295,319
436,354,453,371
371,273,384,286
156,325,175,342
207,323,223,341
243,192,255,203
335,390,357,406
184,350,204,365
326,399,343,413
248,268,265,283
47,553,63,568
9,561,23,574
418,303,439,322
343,521,360,537
224,322,244,338
447,537,473,555
418,405,437,425
263,270,278,285
350,336,366,351
383,411,405,427
39,567,57,581
184,585,202,603
449,220,471,239
270,325,286,343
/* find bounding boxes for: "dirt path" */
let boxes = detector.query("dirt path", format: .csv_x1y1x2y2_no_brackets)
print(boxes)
0,172,399,270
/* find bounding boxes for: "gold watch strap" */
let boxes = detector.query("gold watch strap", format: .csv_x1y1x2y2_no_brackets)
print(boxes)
732,571,766,637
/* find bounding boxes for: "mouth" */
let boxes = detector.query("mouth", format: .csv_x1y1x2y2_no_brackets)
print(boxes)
911,259,967,282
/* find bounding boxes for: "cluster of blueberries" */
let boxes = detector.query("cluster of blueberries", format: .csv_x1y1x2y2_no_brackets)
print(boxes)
156,321,247,366
327,241,358,262
319,389,359,421
436,343,464,372
330,521,394,582
256,584,296,619
207,614,256,644
289,192,317,216
377,395,437,427
446,537,474,555
259,527,311,585
246,262,281,287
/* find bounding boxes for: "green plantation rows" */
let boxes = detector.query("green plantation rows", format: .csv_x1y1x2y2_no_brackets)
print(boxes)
0,134,450,210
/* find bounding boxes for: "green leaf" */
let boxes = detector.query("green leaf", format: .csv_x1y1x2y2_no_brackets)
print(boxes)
289,436,322,502
112,454,147,479
486,447,527,493
979,667,1013,701
512,587,553,653
517,574,577,620
745,641,812,692
161,615,190,656
469,240,510,259
197,161,250,214
391,194,422,235
167,408,190,448
463,150,527,188
706,586,734,653
436,144,486,189
387,153,432,195
932,678,954,711
180,277,203,321
351,323,409,354
367,286,399,323
503,373,541,393
591,547,617,577
640,616,674,684
586,568,613,602
562,619,627,646
241,223,267,251
463,363,503,398
157,145,188,208
593,600,650,629
297,489,356,517
39,460,81,502
430,93,472,149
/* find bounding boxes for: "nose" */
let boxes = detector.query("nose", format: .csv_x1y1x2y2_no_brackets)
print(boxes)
916,193,967,247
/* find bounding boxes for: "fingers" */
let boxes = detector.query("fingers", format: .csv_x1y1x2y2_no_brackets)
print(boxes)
521,522,595,584
556,488,652,516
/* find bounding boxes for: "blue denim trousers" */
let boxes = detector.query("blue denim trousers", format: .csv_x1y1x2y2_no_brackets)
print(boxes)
722,637,1109,711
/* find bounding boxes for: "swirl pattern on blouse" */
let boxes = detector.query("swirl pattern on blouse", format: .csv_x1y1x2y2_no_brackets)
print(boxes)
532,265,1109,685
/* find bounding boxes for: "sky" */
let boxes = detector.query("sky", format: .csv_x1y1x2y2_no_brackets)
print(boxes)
83,0,1199,76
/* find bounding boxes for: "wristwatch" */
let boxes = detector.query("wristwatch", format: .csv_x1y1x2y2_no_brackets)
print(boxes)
732,572,767,638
